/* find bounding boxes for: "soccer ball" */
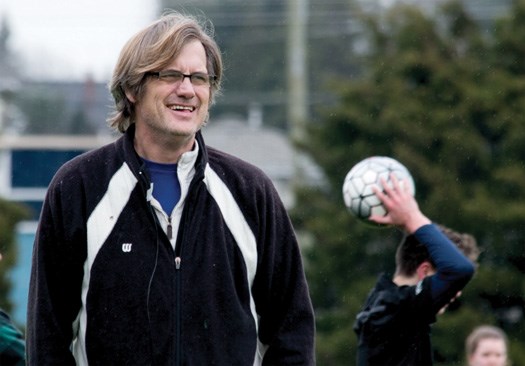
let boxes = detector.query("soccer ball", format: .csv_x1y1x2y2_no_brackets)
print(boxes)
342,156,415,221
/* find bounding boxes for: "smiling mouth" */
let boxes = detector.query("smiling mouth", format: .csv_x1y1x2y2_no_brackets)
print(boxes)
168,104,196,112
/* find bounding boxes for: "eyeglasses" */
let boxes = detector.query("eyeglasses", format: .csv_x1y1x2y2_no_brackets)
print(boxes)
147,70,217,86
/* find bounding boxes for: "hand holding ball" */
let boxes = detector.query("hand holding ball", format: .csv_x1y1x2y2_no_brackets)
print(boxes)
342,156,415,222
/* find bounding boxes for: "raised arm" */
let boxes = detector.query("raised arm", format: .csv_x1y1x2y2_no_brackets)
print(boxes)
370,174,475,310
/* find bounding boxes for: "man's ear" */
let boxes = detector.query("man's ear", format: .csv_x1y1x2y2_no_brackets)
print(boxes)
125,90,136,103
416,261,434,280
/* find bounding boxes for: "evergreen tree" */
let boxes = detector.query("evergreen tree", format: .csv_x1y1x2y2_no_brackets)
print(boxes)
292,1,525,364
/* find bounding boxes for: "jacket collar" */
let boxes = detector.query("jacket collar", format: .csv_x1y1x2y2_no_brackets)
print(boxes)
117,124,209,185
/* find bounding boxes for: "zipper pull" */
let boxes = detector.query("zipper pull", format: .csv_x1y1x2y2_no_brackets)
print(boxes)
167,217,173,240
175,257,181,269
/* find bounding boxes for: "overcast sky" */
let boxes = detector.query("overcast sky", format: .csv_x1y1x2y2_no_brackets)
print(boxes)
0,0,158,82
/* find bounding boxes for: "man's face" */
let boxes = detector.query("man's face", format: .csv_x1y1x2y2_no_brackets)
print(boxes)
132,39,211,142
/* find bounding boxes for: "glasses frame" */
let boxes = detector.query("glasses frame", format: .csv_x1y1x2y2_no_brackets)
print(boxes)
147,70,217,87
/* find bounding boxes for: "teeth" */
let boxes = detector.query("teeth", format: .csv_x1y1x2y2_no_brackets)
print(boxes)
169,105,194,111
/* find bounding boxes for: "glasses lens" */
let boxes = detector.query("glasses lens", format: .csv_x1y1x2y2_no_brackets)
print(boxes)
157,71,211,86
190,73,209,86
161,71,184,83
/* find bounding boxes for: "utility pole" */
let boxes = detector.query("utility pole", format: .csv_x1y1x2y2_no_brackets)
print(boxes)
287,0,309,203
287,0,308,144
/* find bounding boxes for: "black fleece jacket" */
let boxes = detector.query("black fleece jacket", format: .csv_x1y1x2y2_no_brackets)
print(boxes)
27,126,315,366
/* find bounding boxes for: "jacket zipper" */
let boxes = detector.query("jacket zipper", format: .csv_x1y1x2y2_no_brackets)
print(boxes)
175,256,181,365
140,167,182,365
167,214,181,365
171,176,199,365
167,216,173,240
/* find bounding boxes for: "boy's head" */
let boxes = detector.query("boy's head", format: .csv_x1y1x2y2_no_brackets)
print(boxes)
395,224,480,277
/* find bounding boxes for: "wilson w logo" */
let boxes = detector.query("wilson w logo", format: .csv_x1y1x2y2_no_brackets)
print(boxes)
122,243,132,252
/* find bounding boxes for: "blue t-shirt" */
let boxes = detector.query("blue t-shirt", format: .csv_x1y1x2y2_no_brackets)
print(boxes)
142,159,181,215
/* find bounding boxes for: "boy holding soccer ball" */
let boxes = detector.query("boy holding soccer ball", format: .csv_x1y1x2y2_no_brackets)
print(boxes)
354,174,480,366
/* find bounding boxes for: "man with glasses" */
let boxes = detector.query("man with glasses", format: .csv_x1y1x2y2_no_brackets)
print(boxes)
27,12,315,365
